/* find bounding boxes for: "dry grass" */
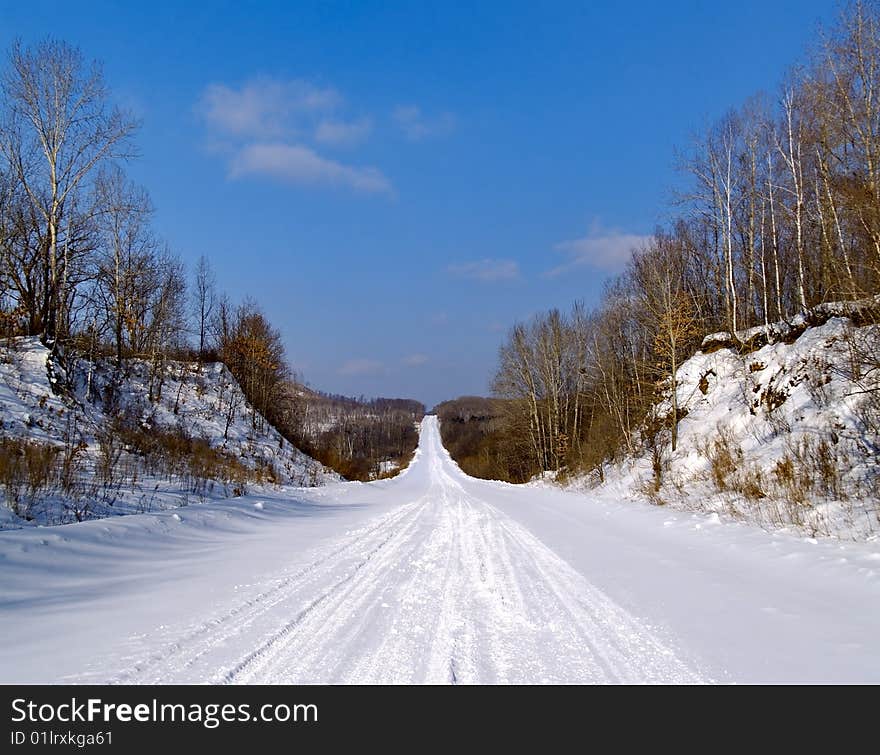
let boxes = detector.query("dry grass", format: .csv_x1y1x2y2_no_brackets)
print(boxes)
702,429,741,492
0,420,273,522
694,429,855,535
114,422,266,497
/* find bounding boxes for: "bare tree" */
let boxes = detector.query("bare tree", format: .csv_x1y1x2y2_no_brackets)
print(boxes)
685,114,741,334
631,235,701,451
93,166,153,366
193,254,216,357
0,38,137,344
144,247,187,401
216,298,288,431
777,87,809,312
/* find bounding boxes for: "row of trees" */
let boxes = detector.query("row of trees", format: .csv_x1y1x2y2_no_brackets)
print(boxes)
293,392,424,480
0,39,146,346
488,1,880,480
0,38,202,369
434,397,534,482
681,1,880,332
0,40,295,446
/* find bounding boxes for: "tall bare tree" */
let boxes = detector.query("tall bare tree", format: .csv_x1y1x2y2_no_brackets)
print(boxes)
193,254,216,357
777,87,809,312
0,38,137,343
93,166,153,366
631,235,701,451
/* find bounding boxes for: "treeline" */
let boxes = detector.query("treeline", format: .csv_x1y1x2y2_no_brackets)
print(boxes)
0,38,423,483
292,389,424,480
0,39,292,427
1,40,168,351
434,397,535,482
485,2,880,482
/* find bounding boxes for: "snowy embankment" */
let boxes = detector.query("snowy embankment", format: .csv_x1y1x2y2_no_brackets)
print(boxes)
0,416,878,684
0,337,336,528
569,306,880,540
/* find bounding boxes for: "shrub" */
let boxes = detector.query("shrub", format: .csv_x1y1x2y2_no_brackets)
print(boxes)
113,421,261,496
0,438,61,519
702,429,740,492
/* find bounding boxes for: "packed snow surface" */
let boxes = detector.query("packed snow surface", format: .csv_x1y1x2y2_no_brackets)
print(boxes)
1,417,878,683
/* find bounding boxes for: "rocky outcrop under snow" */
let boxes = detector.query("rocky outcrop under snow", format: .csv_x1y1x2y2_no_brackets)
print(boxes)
591,312,880,540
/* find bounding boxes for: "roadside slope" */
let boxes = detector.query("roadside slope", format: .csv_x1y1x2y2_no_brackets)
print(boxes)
0,337,336,527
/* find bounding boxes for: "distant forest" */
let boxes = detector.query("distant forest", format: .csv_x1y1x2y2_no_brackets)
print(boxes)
291,390,424,481
434,397,531,482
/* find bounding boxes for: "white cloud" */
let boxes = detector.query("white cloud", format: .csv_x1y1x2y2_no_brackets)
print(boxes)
547,228,652,276
402,354,429,367
392,104,456,141
197,78,341,139
314,117,372,147
229,142,392,194
338,358,386,376
448,258,520,282
196,77,392,196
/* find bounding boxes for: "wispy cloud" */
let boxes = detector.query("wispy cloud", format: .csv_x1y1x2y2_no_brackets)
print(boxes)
314,117,372,147
547,227,652,276
402,354,429,367
196,77,390,195
338,358,386,376
229,143,392,193
197,78,340,139
448,258,520,282
392,104,456,141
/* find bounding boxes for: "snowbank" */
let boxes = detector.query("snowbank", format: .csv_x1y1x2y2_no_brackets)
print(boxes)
0,338,336,528
574,313,880,539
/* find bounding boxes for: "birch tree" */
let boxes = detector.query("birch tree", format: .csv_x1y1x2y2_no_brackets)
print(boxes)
93,167,153,366
777,88,809,312
0,39,137,343
193,254,216,358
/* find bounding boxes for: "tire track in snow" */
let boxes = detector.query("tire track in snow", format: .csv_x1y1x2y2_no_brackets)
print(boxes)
217,496,433,684
102,499,427,684
99,417,706,684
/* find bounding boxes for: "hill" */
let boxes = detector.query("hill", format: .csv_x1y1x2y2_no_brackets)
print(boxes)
572,305,880,539
0,338,336,528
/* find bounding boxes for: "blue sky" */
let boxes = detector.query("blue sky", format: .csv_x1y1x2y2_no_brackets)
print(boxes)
0,1,838,407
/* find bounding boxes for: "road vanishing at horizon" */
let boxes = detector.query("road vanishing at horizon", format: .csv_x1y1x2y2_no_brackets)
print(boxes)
2,416,879,683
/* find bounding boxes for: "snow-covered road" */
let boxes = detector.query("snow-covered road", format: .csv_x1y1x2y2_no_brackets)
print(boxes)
1,416,878,683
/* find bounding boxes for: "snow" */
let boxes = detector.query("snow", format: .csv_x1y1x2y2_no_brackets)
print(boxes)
581,315,880,539
1,416,878,683
0,337,337,527
701,293,880,350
